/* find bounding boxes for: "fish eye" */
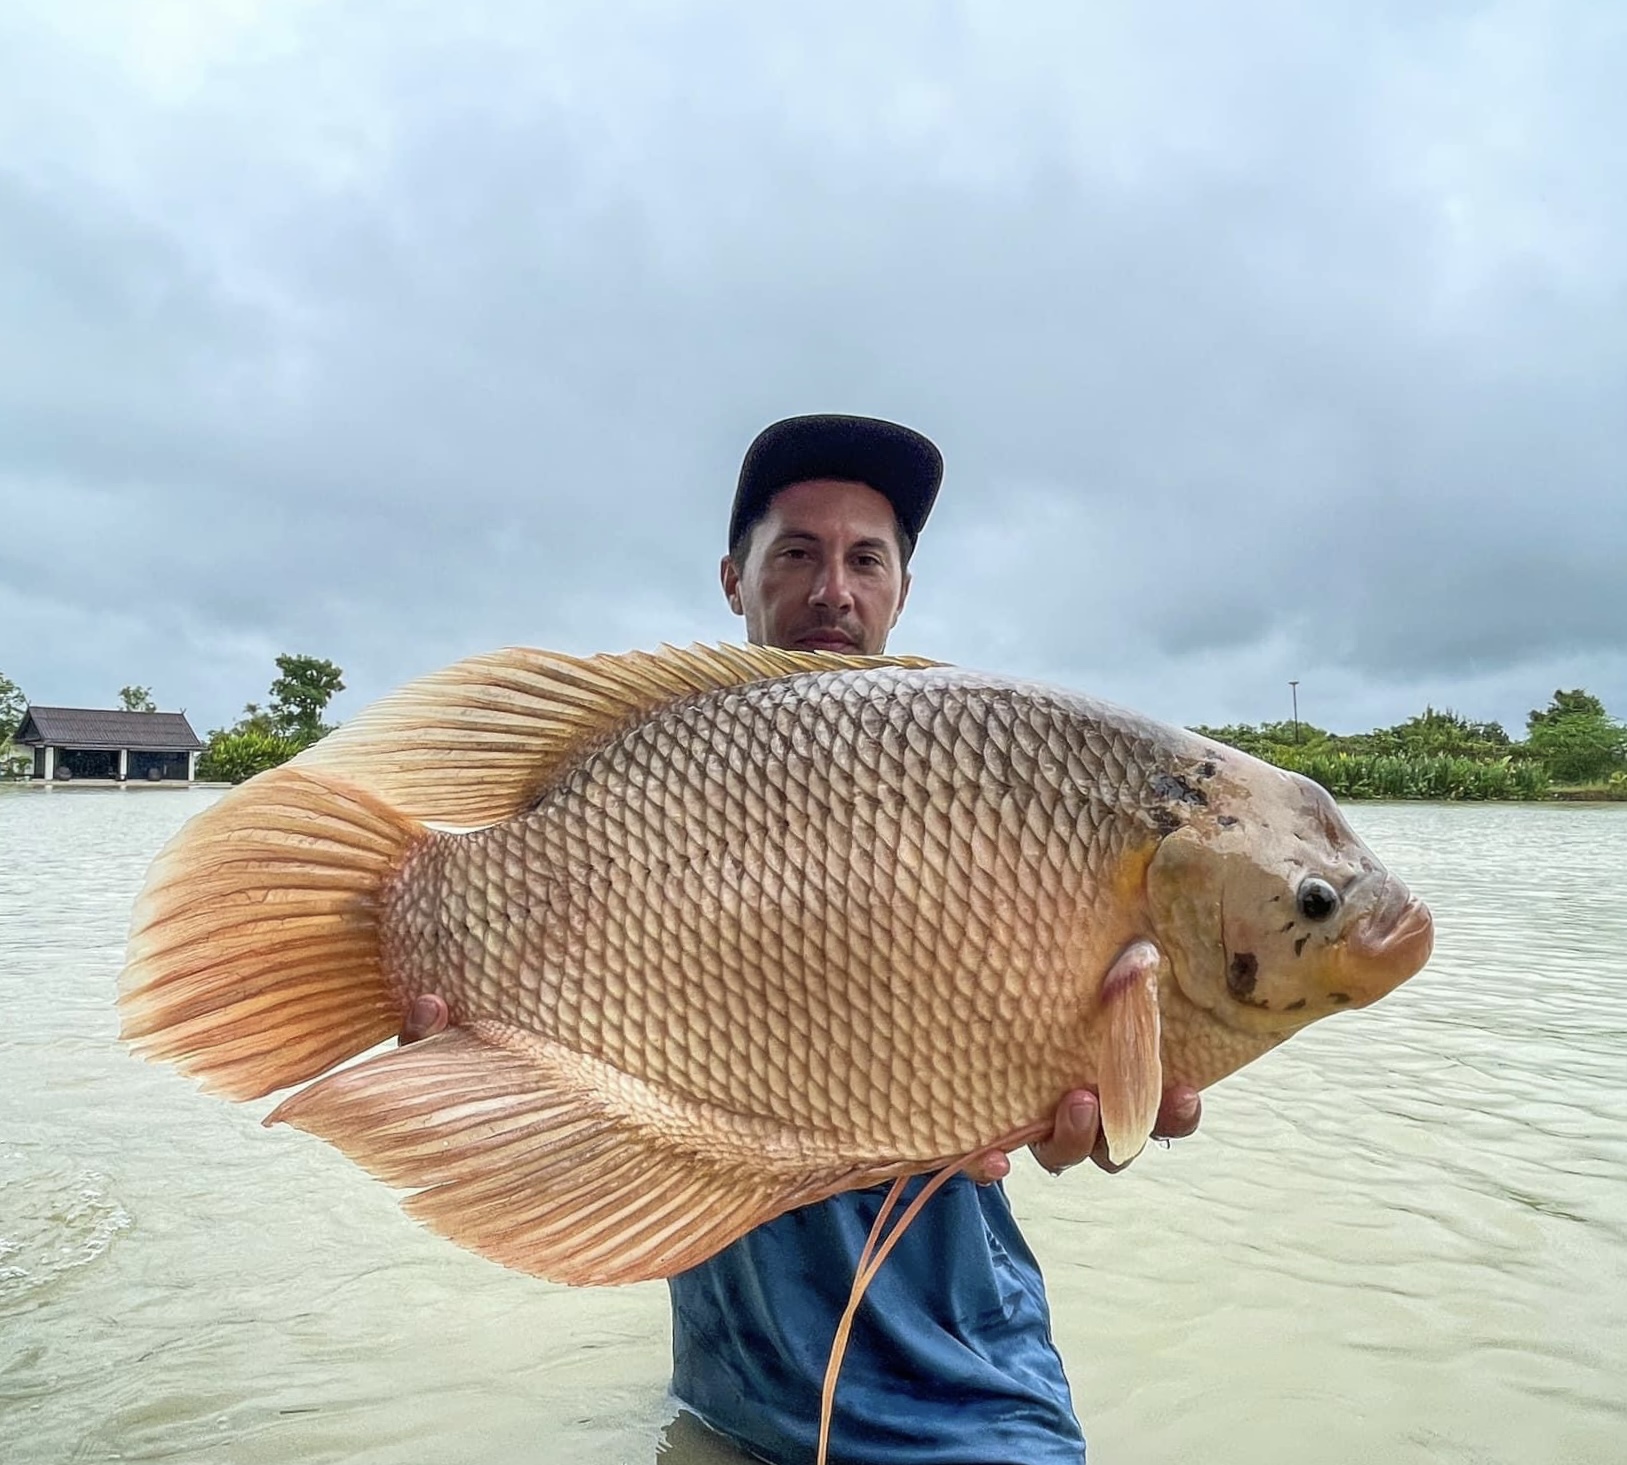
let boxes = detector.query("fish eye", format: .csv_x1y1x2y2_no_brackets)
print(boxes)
1296,877,1341,923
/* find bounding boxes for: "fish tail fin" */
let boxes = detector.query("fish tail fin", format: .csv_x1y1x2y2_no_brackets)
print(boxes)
117,764,427,1101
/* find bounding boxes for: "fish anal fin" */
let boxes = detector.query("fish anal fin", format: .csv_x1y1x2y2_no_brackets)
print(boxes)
292,643,943,829
1097,940,1165,1166
264,1025,856,1286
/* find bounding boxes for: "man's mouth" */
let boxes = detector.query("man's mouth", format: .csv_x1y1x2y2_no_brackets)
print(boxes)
797,630,856,651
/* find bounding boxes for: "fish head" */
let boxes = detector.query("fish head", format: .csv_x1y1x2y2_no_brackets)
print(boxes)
1145,762,1433,1035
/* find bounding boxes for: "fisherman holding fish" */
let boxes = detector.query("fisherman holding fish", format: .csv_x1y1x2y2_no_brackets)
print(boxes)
397,414,1204,1464
121,413,1431,1463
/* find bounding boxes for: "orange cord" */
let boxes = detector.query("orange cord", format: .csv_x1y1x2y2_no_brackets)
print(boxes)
814,1121,1052,1465
854,1176,908,1281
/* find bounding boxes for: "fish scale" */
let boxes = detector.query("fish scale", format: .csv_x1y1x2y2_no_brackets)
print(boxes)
377,669,1149,1157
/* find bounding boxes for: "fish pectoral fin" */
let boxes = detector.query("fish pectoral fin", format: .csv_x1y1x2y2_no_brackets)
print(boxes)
1096,940,1165,1166
291,642,941,828
263,1024,848,1286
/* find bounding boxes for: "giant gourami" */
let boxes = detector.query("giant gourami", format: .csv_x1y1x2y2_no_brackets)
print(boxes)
118,644,1434,1446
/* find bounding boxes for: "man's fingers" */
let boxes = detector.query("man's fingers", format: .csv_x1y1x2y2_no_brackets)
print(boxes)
1152,1084,1202,1140
1029,1091,1101,1176
399,993,449,1046
968,1150,1012,1186
1026,1085,1199,1177
1088,1132,1128,1175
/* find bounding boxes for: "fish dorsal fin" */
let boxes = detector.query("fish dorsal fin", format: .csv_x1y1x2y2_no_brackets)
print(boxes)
292,642,942,828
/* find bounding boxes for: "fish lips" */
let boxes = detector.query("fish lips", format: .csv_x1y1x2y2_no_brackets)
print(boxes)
1347,876,1435,984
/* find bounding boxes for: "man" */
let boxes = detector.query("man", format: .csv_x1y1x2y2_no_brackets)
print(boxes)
402,414,1201,1463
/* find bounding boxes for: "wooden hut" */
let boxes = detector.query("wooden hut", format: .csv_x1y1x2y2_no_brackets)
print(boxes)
12,707,204,784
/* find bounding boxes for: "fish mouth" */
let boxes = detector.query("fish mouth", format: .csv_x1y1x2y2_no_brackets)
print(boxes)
1348,880,1434,977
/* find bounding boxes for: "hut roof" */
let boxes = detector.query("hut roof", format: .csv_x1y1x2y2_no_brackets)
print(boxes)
13,707,204,752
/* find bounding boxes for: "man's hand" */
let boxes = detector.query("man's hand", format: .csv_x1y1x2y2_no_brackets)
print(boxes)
966,1085,1202,1184
399,993,450,1045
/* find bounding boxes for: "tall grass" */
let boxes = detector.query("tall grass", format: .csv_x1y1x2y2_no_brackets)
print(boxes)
1268,749,1551,801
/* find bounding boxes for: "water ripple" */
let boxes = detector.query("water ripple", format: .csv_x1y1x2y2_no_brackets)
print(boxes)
1,791,1624,1463
0,1158,131,1310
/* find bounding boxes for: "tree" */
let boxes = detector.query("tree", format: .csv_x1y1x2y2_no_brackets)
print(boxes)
236,701,276,735
1527,689,1608,728
0,671,24,739
0,671,27,777
119,685,158,713
196,654,346,784
1363,706,1512,759
1189,720,1331,758
269,654,345,748
1525,689,1627,785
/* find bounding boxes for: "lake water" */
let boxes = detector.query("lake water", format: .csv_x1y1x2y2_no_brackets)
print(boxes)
2,788,1624,1464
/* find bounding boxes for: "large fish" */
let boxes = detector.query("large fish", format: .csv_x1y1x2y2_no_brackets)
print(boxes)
118,643,1434,1288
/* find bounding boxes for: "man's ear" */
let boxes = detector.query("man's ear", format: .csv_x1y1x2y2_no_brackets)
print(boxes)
720,554,745,617
890,568,912,629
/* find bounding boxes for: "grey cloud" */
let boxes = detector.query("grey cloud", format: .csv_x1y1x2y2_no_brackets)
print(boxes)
1,1,1623,740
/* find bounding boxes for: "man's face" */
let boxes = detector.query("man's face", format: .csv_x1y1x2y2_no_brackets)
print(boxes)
720,478,912,655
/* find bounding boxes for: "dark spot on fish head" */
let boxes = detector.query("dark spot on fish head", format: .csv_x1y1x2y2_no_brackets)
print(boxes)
1279,920,1296,934
1150,771,1209,807
1294,935,1309,957
1152,807,1183,836
1284,998,1307,1012
1227,951,1259,999
1218,814,1239,829
1330,991,1351,1005
1198,760,1217,778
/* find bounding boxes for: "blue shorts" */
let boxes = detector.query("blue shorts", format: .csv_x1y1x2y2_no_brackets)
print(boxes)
668,1176,1085,1464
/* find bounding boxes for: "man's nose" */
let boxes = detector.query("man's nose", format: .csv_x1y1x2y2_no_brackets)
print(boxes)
811,562,854,610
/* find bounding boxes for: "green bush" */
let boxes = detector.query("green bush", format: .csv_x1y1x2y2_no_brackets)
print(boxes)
196,727,300,784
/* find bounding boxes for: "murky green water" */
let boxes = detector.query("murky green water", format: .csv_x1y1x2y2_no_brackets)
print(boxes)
2,788,1623,1463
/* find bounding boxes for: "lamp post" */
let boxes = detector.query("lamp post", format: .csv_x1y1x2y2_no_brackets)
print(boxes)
1289,680,1300,744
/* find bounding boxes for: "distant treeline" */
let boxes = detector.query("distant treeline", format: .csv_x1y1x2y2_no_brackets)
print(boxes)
10,657,1624,804
1194,690,1627,801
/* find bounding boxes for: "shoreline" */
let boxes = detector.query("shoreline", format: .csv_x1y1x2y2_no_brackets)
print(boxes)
0,780,234,792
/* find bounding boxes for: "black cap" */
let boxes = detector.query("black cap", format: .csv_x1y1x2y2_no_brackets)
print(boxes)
729,414,943,554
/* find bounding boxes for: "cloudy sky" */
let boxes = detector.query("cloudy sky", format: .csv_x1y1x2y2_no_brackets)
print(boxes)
3,1,1622,741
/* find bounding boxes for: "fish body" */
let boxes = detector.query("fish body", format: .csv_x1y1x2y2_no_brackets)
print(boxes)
118,644,1433,1286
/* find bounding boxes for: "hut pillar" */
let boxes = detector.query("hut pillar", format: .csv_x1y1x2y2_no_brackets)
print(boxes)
42,746,56,782
118,749,129,782
187,750,198,782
